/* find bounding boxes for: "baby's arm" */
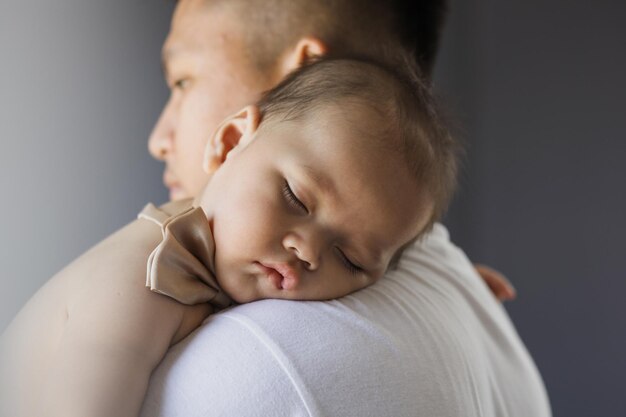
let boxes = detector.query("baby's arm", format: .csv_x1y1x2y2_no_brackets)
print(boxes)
41,233,211,417
2,216,210,417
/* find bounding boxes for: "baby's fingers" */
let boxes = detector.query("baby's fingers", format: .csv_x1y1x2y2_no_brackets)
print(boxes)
474,264,517,302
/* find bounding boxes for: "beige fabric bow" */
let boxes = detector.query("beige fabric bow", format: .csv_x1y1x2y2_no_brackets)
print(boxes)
138,200,232,309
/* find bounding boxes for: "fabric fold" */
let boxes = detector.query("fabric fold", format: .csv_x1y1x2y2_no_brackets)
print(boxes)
138,200,232,309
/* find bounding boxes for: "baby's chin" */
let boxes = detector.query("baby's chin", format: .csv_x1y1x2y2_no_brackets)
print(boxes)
222,282,297,304
228,291,257,304
214,276,260,305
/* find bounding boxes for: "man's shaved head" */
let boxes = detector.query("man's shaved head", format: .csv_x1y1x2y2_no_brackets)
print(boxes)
202,0,448,78
154,0,448,199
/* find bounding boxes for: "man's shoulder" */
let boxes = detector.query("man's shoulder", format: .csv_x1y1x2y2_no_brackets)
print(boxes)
143,223,551,417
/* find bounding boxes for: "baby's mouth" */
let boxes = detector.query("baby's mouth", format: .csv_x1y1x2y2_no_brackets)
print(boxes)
255,262,299,290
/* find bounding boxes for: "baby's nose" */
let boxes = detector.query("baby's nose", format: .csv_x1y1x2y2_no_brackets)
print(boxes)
282,232,320,271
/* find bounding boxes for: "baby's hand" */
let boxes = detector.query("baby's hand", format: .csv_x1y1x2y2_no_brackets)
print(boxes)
474,264,517,302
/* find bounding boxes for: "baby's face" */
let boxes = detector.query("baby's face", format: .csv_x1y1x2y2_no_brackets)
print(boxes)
198,104,430,303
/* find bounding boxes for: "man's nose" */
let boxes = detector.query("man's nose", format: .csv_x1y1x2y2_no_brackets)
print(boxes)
282,230,322,271
148,97,176,161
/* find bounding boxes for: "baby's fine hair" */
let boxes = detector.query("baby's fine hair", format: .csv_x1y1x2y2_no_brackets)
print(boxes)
256,56,459,233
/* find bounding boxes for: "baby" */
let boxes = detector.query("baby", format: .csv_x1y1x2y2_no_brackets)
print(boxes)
0,57,458,417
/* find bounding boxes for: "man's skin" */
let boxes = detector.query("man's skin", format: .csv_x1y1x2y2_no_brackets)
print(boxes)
149,0,516,301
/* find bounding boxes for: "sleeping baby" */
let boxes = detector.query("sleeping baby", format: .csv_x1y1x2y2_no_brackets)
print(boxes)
0,56,459,417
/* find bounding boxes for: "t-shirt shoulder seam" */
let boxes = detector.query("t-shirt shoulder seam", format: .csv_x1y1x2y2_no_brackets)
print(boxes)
221,312,321,417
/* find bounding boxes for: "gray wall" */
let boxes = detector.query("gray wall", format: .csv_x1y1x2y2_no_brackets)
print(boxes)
0,0,171,327
1,1,624,416
436,1,626,416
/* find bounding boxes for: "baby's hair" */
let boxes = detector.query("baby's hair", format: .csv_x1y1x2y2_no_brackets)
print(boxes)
256,56,459,235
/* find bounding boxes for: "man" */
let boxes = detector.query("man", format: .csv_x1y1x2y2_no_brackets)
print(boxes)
141,0,550,415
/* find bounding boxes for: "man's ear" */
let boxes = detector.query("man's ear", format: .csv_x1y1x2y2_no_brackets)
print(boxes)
277,37,328,78
203,105,261,174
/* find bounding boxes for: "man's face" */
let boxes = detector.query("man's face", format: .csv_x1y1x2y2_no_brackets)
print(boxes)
198,104,429,303
149,0,274,200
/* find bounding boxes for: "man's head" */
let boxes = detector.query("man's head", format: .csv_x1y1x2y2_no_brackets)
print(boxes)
223,0,448,77
197,57,458,303
149,0,448,200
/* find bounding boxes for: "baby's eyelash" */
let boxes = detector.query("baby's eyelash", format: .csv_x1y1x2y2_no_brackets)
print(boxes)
282,181,308,213
337,249,363,275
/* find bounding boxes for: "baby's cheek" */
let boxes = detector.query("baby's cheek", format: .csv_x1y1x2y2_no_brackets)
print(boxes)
212,196,278,268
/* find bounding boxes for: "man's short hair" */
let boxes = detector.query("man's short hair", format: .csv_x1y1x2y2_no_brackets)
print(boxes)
211,0,448,79
256,56,459,234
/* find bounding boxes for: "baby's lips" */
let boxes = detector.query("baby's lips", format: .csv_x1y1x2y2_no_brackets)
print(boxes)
274,263,300,290
263,262,300,290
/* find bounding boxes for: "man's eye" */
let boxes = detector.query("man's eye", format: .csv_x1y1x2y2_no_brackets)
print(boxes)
282,181,308,214
336,248,363,275
172,78,190,90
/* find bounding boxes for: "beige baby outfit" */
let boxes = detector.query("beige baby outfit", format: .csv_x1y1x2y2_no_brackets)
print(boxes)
138,199,232,310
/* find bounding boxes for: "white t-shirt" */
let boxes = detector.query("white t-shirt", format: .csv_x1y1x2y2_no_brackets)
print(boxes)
140,224,551,417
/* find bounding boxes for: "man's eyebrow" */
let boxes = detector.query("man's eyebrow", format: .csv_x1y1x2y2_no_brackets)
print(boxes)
161,46,177,62
160,47,178,77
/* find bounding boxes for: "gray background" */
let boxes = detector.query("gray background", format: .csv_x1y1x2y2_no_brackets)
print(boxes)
1,1,624,416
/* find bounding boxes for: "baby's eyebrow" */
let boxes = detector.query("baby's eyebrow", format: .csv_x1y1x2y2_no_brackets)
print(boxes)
300,165,336,198
355,239,385,272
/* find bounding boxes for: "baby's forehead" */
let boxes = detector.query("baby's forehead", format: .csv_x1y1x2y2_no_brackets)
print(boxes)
265,100,414,197
300,99,400,149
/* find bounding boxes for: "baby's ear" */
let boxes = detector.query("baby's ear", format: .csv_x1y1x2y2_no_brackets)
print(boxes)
203,105,261,174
